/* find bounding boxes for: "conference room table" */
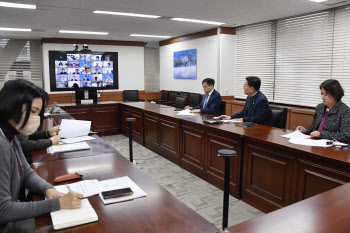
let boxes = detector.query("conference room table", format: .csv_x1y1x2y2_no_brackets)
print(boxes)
31,109,218,233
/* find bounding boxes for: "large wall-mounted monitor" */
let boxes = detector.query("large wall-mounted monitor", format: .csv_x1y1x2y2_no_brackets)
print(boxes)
49,51,118,92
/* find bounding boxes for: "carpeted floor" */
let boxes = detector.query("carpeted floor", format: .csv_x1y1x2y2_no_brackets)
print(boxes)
101,134,264,229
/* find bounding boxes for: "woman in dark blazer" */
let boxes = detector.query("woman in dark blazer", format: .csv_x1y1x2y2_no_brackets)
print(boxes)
297,79,350,142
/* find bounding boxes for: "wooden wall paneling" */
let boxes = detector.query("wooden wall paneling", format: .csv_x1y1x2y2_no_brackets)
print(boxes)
139,91,161,102
62,106,91,121
287,108,314,130
144,112,160,154
120,106,130,133
293,159,350,203
225,102,232,116
158,116,180,164
48,93,75,105
230,102,245,115
91,105,120,136
205,131,242,198
242,140,294,213
120,106,144,145
180,122,206,177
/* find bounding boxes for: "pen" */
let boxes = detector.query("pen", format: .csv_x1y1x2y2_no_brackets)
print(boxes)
67,185,72,193
292,126,306,131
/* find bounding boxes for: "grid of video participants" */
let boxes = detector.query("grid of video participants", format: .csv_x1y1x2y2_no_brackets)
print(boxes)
55,54,114,88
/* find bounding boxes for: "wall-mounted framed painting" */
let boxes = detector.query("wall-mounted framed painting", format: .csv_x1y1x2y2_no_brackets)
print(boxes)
174,49,197,79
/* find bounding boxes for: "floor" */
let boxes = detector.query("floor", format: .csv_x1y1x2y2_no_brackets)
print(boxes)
101,134,264,229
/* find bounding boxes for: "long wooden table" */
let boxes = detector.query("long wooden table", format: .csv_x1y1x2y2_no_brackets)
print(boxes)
32,107,218,233
48,101,350,232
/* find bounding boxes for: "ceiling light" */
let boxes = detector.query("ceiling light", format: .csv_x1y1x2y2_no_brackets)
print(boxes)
59,30,108,35
130,34,171,38
309,0,328,2
0,1,36,9
171,18,225,25
0,27,31,31
93,10,161,18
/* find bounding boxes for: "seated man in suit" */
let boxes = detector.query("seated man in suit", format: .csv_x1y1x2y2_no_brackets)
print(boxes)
220,76,273,126
186,78,222,115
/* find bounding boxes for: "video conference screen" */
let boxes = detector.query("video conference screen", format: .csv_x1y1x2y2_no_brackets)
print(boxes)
49,51,118,91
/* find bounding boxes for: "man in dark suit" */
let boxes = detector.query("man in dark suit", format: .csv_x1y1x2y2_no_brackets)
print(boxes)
220,76,273,126
186,78,222,116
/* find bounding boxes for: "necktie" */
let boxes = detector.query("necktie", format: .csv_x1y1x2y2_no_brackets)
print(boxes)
202,95,208,109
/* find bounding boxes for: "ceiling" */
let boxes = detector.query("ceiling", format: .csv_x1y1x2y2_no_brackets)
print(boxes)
0,0,348,42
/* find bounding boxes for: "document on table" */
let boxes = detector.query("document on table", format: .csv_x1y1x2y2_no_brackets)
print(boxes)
54,180,100,197
58,119,91,138
98,176,147,204
222,119,243,123
176,109,196,116
61,136,95,144
47,142,91,154
289,138,333,147
50,199,98,230
281,130,311,139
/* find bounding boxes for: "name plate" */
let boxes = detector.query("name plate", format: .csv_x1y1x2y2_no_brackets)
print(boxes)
81,99,94,104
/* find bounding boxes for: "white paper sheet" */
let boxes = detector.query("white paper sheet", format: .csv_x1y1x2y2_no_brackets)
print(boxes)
281,130,311,139
61,136,95,144
98,176,147,204
289,138,332,147
176,109,196,116
54,180,100,197
47,142,91,154
58,119,91,138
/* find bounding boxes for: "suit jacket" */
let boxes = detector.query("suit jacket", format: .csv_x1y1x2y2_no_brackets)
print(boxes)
231,91,273,126
193,89,222,116
306,101,350,141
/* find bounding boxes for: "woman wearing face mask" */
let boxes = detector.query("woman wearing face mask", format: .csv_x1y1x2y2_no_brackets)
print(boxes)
296,79,350,141
0,80,83,233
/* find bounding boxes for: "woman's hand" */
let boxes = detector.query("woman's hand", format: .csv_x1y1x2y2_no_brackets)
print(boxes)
49,125,60,136
219,115,231,120
310,131,321,138
296,126,306,133
59,192,84,209
46,188,64,199
50,135,61,145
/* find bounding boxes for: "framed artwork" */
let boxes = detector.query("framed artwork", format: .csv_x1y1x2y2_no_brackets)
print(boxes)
174,49,197,79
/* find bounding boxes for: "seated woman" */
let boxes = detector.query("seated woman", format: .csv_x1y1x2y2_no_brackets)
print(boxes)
297,79,350,142
0,80,83,232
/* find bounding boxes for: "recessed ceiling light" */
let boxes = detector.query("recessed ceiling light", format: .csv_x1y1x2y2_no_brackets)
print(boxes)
0,27,31,32
0,1,36,9
93,10,161,18
309,0,328,2
171,18,225,25
59,30,109,35
130,34,171,38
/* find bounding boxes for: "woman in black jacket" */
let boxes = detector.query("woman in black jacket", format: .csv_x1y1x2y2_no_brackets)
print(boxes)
297,79,350,142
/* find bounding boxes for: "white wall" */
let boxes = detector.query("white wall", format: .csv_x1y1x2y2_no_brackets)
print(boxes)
42,43,144,93
159,35,218,94
220,34,236,96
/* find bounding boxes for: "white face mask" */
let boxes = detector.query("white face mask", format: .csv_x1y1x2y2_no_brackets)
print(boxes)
16,114,40,135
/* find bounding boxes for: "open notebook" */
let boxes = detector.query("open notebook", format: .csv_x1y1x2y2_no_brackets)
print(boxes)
50,199,98,230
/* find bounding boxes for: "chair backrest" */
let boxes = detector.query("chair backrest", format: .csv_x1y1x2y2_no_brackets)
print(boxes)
161,90,169,101
168,91,178,101
271,106,288,129
188,93,201,106
220,100,226,115
179,92,189,98
175,96,187,109
123,90,139,101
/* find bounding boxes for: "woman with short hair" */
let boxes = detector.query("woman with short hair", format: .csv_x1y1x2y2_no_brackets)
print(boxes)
0,80,83,232
297,79,350,141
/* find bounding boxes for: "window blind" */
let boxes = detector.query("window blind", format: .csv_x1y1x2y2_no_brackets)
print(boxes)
0,39,43,89
332,6,350,106
274,11,334,107
234,22,275,100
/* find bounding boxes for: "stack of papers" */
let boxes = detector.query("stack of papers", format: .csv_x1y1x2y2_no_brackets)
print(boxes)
47,142,91,154
281,130,311,139
61,136,95,144
58,119,91,139
50,199,98,230
176,109,196,116
289,138,333,147
53,180,100,197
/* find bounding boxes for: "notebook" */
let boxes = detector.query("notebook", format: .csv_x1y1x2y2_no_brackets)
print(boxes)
50,199,98,230
47,141,91,154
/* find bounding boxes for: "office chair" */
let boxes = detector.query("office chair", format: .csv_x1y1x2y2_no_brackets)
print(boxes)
163,91,178,106
271,106,288,129
220,101,226,115
175,96,187,109
188,93,201,107
178,92,189,105
150,90,169,103
123,90,145,102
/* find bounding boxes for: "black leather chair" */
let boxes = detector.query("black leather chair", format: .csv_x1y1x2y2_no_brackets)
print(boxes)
178,92,189,104
123,90,145,102
175,96,187,109
163,91,178,106
150,90,169,103
188,93,201,107
220,100,226,115
271,106,288,129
